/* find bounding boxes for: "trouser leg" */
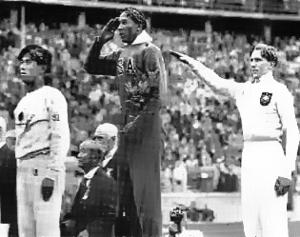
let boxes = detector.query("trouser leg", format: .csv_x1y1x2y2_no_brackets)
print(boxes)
260,193,288,237
241,183,259,237
35,169,64,237
17,165,35,237
242,141,289,237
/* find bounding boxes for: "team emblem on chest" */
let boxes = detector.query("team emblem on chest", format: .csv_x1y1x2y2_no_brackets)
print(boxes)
18,112,24,121
260,92,273,106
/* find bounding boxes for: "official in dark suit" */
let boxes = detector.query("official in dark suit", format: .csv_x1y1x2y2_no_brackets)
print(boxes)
0,129,18,237
63,123,118,237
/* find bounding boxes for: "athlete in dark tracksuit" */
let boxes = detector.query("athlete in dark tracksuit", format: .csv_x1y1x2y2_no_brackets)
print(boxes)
84,7,168,237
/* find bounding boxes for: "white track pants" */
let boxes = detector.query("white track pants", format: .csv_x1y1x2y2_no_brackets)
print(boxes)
17,155,65,237
241,141,288,237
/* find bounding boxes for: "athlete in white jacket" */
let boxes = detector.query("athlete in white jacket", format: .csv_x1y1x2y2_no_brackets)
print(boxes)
171,44,300,237
14,45,70,237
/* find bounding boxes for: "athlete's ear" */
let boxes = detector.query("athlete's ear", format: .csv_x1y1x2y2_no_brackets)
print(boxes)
39,65,47,74
137,23,143,34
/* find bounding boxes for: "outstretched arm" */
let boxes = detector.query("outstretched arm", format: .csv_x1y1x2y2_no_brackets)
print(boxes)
169,50,241,99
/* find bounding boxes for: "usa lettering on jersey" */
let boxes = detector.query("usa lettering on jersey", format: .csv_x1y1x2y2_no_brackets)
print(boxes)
117,57,136,76
126,57,136,75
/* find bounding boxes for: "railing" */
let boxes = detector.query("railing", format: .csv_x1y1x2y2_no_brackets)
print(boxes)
94,0,300,14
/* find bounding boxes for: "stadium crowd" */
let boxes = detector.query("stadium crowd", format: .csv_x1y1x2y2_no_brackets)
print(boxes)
0,18,299,194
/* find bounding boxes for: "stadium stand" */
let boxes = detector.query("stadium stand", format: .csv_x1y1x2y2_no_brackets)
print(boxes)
2,0,299,14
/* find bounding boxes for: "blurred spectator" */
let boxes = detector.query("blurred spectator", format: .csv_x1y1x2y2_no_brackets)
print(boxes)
0,129,18,237
161,163,173,193
217,157,239,192
173,160,188,192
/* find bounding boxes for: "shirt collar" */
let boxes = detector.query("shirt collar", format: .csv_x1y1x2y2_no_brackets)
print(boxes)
84,166,99,179
84,144,118,177
251,71,273,84
126,30,152,46
0,141,5,149
102,146,117,168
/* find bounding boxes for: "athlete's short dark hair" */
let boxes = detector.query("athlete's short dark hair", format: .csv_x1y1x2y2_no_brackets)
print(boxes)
17,44,52,73
253,43,278,67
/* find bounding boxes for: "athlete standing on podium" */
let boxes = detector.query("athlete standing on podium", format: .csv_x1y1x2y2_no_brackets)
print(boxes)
14,45,70,237
170,44,300,237
84,7,168,237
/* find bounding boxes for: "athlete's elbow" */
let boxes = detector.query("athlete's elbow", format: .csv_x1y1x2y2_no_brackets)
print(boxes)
83,61,94,74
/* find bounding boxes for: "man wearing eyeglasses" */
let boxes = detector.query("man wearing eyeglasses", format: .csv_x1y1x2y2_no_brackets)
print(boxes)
14,44,70,237
93,123,119,176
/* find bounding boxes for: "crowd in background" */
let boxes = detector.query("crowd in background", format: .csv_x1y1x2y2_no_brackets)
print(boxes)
0,18,300,193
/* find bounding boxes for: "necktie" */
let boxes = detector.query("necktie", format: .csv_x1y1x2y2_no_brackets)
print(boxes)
251,77,260,83
82,177,90,200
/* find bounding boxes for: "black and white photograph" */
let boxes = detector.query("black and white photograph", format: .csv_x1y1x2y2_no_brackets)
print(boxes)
0,0,300,236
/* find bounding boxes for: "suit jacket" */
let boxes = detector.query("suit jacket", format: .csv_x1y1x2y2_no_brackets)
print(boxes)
0,144,17,193
0,144,18,228
67,162,118,235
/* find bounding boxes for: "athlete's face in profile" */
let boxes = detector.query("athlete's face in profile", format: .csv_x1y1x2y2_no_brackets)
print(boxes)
118,12,141,44
19,53,44,83
250,49,272,80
